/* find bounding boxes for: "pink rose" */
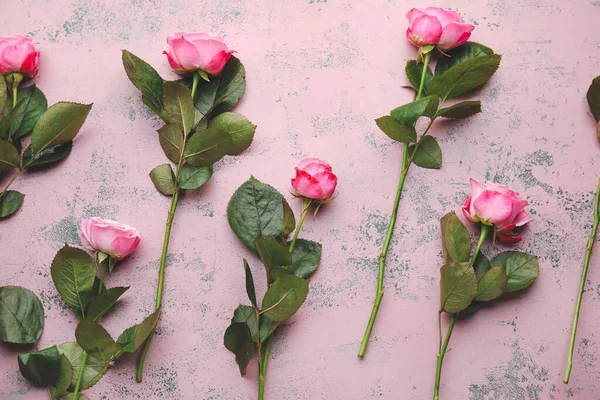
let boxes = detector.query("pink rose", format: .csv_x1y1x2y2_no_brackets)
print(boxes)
462,179,531,243
81,217,141,260
406,7,474,51
163,32,235,76
291,158,337,201
0,35,40,78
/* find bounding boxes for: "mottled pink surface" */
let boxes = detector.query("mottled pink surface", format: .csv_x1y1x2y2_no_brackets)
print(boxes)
1,0,600,399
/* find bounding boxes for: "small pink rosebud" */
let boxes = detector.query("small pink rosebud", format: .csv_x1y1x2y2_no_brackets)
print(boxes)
81,217,141,260
406,7,474,51
462,179,531,243
163,32,235,76
0,35,40,78
291,158,337,201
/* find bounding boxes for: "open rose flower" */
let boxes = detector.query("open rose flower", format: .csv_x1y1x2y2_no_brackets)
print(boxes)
0,35,40,78
81,217,141,259
291,158,337,201
462,179,531,243
163,32,234,76
406,7,474,51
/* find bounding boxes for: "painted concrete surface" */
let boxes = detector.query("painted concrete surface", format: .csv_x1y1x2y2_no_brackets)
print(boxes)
1,0,600,399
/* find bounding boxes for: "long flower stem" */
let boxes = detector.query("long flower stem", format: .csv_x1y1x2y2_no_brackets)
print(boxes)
564,178,600,384
72,257,109,400
191,72,200,102
136,160,184,382
258,199,311,400
433,314,456,400
357,49,432,358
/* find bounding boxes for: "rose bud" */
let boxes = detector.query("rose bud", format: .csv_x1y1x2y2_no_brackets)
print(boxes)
81,217,141,260
0,35,40,80
462,179,531,243
406,7,474,51
163,32,235,77
291,158,337,202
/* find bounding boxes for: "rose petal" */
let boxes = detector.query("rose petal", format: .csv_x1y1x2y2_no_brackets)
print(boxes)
497,232,522,244
168,35,202,71
202,49,234,76
462,198,478,223
512,210,531,227
423,7,462,27
315,171,337,200
297,158,329,171
291,169,323,199
473,190,513,225
406,8,427,25
408,15,443,46
438,22,474,51
110,235,141,259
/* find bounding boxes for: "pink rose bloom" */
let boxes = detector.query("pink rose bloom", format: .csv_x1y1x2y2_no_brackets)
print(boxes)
291,158,337,201
163,32,235,76
0,35,40,78
81,217,141,260
406,7,474,51
462,179,531,244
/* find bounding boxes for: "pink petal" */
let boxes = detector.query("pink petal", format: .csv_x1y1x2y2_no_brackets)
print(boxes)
20,51,39,77
497,223,516,233
438,22,474,51
408,15,443,45
163,50,183,73
297,157,329,171
110,235,141,259
291,169,323,199
473,190,513,225
315,171,338,199
168,35,202,71
462,198,477,223
202,49,234,76
423,7,462,27
406,8,427,25
468,178,483,216
497,232,522,244
512,210,531,227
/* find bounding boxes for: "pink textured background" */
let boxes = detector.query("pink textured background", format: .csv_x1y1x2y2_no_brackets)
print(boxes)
1,0,600,399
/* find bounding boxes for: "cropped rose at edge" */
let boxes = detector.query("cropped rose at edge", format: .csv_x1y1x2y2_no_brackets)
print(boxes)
163,32,235,76
406,7,474,51
462,179,531,243
0,35,40,78
291,158,337,201
81,217,141,260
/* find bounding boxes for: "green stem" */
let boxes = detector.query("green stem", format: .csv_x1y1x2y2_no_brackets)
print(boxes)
472,224,489,266
191,72,200,101
72,257,109,400
433,314,456,400
136,159,184,382
12,85,17,108
564,179,600,384
258,200,310,400
357,50,432,358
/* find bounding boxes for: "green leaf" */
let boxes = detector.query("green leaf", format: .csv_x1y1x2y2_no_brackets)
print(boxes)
50,245,97,318
224,322,255,376
405,60,433,95
435,42,495,77
10,85,48,139
0,286,44,344
22,142,73,168
158,123,185,163
244,260,257,307
439,262,477,313
116,309,161,353
227,177,287,252
116,325,137,353
256,236,293,279
163,81,194,135
0,75,6,113
86,286,129,321
288,239,322,278
408,136,442,169
0,190,24,218
0,98,27,140
50,355,73,397
587,76,600,122
261,273,309,322
390,95,438,125
18,346,61,386
473,252,491,280
184,126,232,167
491,251,539,292
282,198,296,235
375,116,416,143
0,139,20,172
177,164,212,190
232,304,258,340
57,342,106,390
475,266,508,301
31,102,92,153
195,56,246,118
209,112,256,155
437,101,481,119
149,163,177,196
440,212,471,263
75,318,117,362
429,54,501,100
122,50,164,109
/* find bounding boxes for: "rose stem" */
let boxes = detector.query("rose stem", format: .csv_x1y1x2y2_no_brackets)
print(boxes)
433,225,488,400
73,256,109,400
258,198,311,400
357,50,432,358
137,82,200,381
564,178,600,384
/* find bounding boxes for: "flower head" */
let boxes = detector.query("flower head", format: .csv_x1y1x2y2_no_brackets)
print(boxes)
0,35,40,78
163,32,235,76
406,7,474,51
81,217,141,260
291,158,337,201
